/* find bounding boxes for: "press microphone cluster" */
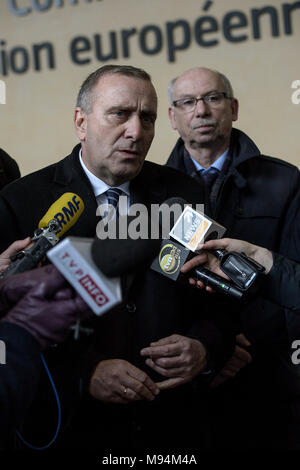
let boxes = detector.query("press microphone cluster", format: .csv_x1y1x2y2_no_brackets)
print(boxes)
46,196,264,314
0,193,84,278
150,198,264,299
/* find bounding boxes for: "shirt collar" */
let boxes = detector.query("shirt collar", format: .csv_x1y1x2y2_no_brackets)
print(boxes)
79,148,130,197
190,148,229,172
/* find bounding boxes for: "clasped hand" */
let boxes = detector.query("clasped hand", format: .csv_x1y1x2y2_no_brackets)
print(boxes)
89,334,207,404
140,334,207,390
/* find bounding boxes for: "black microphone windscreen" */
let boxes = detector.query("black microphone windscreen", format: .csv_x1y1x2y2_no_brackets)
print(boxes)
91,197,188,278
91,236,161,277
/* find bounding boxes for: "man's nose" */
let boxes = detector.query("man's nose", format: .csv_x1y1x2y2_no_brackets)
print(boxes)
124,115,143,140
194,98,210,117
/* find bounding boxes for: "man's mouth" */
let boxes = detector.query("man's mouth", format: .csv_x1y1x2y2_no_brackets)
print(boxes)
117,148,140,157
192,121,216,131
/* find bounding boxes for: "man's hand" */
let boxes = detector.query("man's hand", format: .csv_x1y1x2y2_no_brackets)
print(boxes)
210,333,252,388
0,237,31,273
89,359,160,404
140,334,207,390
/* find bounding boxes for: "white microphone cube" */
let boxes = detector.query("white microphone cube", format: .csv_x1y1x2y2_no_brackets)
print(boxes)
169,206,226,252
47,237,122,315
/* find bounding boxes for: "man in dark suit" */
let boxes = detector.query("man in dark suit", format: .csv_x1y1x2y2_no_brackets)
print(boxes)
0,65,236,450
166,66,300,449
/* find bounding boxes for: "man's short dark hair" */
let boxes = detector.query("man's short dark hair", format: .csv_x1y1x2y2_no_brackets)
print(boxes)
76,65,153,114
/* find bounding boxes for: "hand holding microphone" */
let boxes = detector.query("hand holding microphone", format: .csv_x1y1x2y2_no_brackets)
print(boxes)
202,238,273,274
0,193,84,278
0,237,31,274
181,237,269,293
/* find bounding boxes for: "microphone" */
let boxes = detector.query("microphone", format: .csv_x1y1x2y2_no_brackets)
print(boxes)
47,237,122,317
155,200,266,298
151,200,245,299
150,237,244,299
38,192,84,238
0,193,84,278
192,266,244,299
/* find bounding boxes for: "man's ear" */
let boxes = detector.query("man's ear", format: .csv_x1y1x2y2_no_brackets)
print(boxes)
231,98,239,122
74,107,87,141
168,106,178,131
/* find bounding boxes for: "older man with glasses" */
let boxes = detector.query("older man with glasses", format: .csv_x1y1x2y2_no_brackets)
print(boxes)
166,67,300,450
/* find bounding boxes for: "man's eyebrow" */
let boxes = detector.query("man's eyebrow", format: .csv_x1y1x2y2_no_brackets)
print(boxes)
106,105,132,112
106,105,157,118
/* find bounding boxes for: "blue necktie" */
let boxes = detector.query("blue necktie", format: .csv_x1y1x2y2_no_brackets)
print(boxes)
106,187,123,210
198,167,220,192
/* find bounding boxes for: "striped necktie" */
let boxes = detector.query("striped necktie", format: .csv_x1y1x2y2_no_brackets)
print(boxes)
198,167,220,192
106,187,123,212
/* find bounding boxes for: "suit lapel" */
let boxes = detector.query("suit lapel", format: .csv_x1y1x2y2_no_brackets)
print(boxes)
51,145,99,238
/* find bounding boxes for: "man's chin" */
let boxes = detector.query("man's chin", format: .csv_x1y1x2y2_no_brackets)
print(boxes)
113,162,143,183
190,135,215,148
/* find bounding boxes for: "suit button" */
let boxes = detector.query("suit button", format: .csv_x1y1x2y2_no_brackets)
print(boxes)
237,207,243,215
126,302,136,313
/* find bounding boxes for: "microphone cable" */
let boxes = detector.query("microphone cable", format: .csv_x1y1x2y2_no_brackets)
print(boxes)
15,352,62,450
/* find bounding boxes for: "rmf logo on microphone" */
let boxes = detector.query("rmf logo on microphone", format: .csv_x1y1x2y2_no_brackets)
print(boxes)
0,80,6,104
39,193,84,238
53,194,82,232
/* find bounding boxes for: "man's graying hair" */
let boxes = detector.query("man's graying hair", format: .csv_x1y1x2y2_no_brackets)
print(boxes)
76,65,153,114
168,69,234,104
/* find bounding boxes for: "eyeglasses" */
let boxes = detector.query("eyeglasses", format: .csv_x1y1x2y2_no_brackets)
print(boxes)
172,92,231,113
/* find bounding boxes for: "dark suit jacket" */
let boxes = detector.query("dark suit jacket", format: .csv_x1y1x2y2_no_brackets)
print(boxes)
0,144,236,449
0,148,20,191
0,322,41,449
